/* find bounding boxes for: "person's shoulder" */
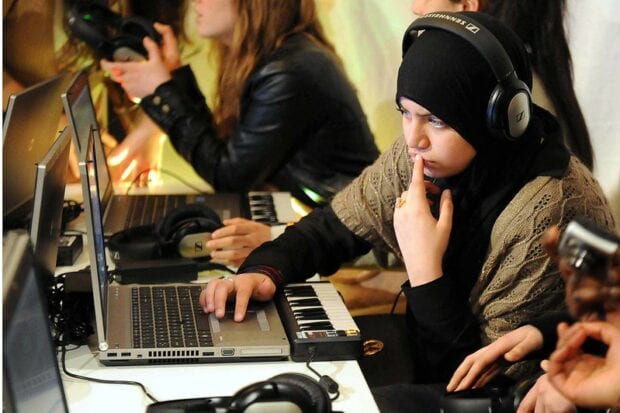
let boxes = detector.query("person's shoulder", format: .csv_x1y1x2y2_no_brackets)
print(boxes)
256,34,338,76
499,156,615,231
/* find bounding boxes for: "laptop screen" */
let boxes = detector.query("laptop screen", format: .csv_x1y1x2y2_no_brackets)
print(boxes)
79,127,111,348
62,71,112,209
3,72,71,228
3,231,69,413
30,127,72,278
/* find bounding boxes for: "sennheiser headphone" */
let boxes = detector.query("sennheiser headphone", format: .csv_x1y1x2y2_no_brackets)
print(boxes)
146,373,332,413
107,204,223,261
402,12,532,141
67,0,162,62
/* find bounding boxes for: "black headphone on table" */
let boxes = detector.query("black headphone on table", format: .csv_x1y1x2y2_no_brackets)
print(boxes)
402,12,532,141
146,373,332,413
108,204,223,261
67,0,162,62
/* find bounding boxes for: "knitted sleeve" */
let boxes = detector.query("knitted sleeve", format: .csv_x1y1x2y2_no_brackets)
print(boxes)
331,137,411,252
472,157,616,346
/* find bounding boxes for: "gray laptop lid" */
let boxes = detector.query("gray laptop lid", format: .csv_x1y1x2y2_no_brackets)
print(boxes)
3,72,72,227
30,126,73,277
78,128,110,348
78,131,289,362
62,70,113,211
3,230,69,413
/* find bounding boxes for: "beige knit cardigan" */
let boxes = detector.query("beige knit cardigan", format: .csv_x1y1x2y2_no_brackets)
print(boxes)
332,137,616,347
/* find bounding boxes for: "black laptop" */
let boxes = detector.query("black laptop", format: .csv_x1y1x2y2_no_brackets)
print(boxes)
3,230,69,413
3,72,72,229
62,71,295,236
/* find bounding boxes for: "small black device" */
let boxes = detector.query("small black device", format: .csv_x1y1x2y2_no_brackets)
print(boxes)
56,234,84,266
67,1,162,62
402,12,532,141
145,373,332,413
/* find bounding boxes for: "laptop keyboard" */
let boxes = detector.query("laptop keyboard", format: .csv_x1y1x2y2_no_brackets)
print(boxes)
126,195,185,228
132,285,213,348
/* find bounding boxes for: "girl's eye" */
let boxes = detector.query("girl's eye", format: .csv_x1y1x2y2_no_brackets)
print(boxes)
396,106,411,119
428,115,446,128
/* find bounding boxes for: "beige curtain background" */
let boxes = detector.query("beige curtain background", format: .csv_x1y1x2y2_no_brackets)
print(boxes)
565,0,620,228
163,0,619,227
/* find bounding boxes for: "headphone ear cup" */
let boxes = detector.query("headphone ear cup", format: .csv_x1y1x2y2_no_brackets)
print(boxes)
166,217,210,245
227,373,331,413
120,15,162,43
157,204,223,258
67,2,113,53
157,204,222,240
269,373,331,413
109,35,148,62
487,75,532,141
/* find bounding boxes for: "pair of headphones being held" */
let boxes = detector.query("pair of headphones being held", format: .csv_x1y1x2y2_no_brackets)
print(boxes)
67,0,162,62
402,12,532,141
108,204,223,262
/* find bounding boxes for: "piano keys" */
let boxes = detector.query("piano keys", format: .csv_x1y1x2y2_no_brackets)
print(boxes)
276,281,362,361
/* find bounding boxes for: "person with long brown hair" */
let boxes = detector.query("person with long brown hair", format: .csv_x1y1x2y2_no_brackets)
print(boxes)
101,0,379,208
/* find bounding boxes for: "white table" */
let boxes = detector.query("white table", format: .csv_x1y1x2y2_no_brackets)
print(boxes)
59,184,379,412
62,344,379,412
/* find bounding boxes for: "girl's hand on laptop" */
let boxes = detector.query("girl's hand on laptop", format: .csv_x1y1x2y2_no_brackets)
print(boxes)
207,218,271,267
199,273,276,322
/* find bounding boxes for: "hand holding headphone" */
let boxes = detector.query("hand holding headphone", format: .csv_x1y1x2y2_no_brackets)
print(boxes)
107,204,223,261
67,1,162,62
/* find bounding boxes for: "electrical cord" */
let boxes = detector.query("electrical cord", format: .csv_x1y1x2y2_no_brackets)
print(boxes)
389,289,404,315
49,271,159,403
306,346,340,402
125,168,207,195
60,341,159,403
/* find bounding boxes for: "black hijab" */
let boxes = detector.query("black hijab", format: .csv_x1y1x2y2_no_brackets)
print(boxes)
396,12,570,342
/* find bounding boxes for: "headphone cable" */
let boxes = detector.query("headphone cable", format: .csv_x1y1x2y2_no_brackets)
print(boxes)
306,346,340,402
125,168,208,195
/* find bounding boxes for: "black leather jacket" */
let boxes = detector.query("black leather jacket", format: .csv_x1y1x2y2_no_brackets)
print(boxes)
141,34,379,206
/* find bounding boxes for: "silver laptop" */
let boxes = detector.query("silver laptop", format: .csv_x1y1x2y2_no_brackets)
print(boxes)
3,230,69,413
30,126,72,277
3,71,72,228
62,70,295,236
78,128,290,365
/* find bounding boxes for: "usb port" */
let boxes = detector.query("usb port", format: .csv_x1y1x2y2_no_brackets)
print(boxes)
107,353,117,357
121,352,131,357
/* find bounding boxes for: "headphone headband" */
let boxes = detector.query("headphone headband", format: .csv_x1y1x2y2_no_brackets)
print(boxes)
405,12,516,82
401,12,532,141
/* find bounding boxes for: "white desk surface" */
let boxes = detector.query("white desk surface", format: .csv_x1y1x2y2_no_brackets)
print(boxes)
59,184,379,412
62,345,378,412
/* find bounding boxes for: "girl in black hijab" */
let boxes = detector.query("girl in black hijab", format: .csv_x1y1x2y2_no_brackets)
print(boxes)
198,11,615,411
